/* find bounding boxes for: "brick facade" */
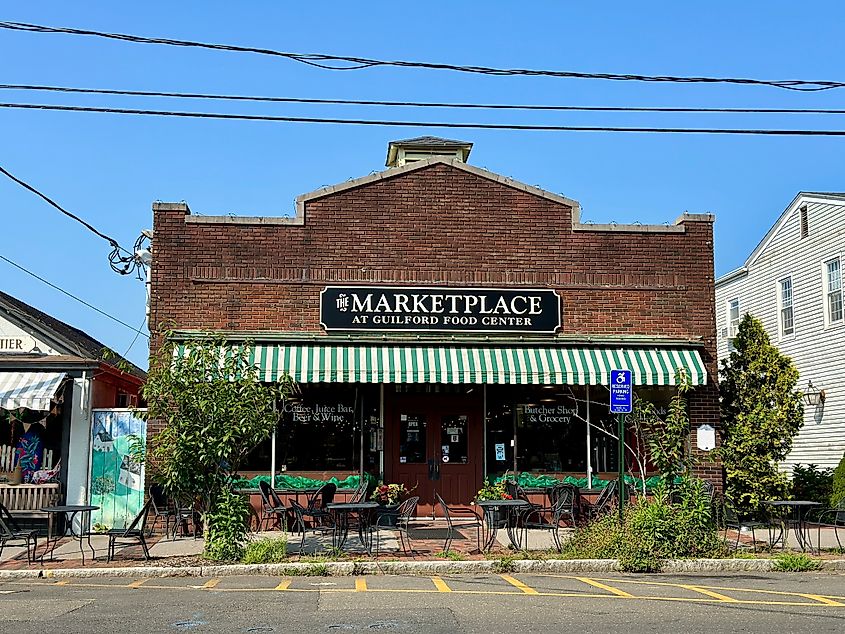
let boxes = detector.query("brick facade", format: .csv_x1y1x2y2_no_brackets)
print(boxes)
149,159,721,486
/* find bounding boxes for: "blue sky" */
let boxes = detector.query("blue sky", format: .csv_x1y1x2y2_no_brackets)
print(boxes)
2,3,844,369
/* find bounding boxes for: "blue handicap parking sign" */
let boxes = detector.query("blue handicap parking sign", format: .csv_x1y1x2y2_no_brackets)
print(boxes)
609,369,632,414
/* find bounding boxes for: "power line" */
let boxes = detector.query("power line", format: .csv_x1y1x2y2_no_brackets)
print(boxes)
2,21,843,92
5,101,845,136
4,83,845,115
0,253,149,338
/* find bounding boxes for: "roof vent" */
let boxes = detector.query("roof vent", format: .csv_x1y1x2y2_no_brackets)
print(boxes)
386,136,473,167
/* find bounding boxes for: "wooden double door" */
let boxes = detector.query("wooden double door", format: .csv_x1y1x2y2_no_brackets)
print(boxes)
385,391,483,517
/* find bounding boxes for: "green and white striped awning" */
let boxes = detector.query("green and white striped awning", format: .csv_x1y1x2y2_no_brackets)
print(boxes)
231,344,707,386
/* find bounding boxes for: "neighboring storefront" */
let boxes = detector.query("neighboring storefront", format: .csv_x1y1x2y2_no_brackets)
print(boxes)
149,137,720,514
0,290,144,518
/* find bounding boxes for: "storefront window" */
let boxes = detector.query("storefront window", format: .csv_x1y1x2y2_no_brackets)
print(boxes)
440,415,468,464
399,414,426,464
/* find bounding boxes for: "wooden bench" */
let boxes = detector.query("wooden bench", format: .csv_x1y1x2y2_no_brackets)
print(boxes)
0,483,61,518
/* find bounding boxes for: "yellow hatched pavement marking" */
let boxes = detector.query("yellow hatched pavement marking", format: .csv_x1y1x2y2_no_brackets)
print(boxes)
202,578,221,589
575,577,634,598
500,574,539,595
127,579,149,589
679,585,739,602
355,578,368,592
431,576,452,593
799,594,845,607
275,579,292,590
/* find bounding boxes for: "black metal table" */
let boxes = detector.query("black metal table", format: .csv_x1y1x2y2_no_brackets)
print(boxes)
326,501,380,554
764,500,821,553
476,499,530,552
40,504,100,565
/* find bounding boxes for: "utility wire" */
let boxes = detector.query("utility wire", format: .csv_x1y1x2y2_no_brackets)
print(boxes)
0,164,142,275
2,21,843,92
4,83,845,115
0,253,149,338
5,101,845,136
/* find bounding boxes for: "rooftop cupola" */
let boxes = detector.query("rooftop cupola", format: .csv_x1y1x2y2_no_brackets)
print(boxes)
385,136,473,167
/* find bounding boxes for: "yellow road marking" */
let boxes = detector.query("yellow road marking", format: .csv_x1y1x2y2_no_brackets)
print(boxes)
54,580,70,586
275,579,291,590
575,577,634,598
355,578,368,592
679,585,739,602
799,594,845,607
431,576,452,592
127,579,149,589
500,574,539,595
202,578,221,589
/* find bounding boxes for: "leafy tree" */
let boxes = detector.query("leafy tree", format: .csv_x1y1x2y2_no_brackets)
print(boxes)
832,453,845,507
630,374,692,494
141,334,294,560
718,314,804,517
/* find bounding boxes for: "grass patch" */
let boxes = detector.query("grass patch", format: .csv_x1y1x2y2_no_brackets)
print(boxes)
241,537,288,564
772,552,822,572
435,551,467,561
490,554,518,573
300,563,330,577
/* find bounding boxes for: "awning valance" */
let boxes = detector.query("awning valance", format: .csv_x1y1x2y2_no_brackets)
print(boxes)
181,343,707,386
0,371,65,411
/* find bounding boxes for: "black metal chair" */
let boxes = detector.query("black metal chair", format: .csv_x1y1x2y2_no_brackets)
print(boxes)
147,483,177,538
721,501,774,553
290,499,336,555
810,499,845,551
435,492,481,554
258,480,287,531
302,483,337,526
580,480,618,522
107,499,153,562
375,495,419,556
349,478,372,504
0,502,38,565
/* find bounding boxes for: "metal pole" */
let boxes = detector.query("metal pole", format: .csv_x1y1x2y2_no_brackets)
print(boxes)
270,400,277,484
585,385,592,487
618,413,625,522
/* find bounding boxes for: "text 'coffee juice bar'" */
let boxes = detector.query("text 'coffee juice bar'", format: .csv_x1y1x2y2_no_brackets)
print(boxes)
149,136,720,515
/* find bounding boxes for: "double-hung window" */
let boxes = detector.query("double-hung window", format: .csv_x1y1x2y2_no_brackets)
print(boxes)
826,258,843,324
779,277,794,336
728,298,740,337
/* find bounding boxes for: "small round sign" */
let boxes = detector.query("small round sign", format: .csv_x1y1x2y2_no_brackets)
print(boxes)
442,455,450,463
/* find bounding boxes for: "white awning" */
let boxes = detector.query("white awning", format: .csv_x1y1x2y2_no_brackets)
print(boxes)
0,371,66,411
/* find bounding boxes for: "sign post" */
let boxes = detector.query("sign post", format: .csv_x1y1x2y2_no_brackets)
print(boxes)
609,369,633,522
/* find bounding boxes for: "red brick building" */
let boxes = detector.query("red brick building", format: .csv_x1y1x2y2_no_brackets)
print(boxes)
149,137,719,513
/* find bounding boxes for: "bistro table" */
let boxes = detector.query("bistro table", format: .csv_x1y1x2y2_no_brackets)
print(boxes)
326,501,380,555
40,504,100,565
764,500,821,553
475,499,530,552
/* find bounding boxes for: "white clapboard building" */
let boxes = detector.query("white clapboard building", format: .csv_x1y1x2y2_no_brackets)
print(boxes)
715,192,845,470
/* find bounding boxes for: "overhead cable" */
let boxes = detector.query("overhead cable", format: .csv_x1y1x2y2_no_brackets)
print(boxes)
5,101,845,135
4,83,845,115
1,21,843,92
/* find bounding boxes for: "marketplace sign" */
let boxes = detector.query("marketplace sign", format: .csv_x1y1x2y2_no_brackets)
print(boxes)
320,286,561,333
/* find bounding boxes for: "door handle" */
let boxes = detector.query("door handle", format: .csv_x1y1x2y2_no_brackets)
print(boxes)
428,458,440,481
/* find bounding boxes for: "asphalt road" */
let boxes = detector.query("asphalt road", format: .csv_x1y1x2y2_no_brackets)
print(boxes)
2,572,845,633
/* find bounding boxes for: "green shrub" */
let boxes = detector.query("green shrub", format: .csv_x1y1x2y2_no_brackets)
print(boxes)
562,478,726,572
791,464,834,504
203,486,250,561
491,555,518,573
301,563,329,576
436,551,466,561
242,537,288,564
772,552,822,572
832,453,845,507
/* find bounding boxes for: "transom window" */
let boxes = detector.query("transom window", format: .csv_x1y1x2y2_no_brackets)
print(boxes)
779,277,794,336
826,258,843,324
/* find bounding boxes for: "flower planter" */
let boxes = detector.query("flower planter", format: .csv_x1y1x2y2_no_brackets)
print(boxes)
376,503,401,527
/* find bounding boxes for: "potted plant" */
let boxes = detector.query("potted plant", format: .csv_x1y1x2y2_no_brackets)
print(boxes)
473,477,513,527
371,483,409,527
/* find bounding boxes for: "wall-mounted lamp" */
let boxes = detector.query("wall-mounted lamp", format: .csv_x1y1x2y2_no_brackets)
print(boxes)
803,381,826,406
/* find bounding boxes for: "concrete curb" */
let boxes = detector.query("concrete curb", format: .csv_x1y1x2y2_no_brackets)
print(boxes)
2,558,843,579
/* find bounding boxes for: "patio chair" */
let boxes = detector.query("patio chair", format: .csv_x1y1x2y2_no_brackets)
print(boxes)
258,481,287,531
721,501,773,554
173,498,202,539
580,480,618,522
289,499,336,555
375,495,419,556
106,499,153,562
147,483,177,538
349,477,372,504
810,499,845,551
435,492,481,554
298,483,337,529
0,502,38,565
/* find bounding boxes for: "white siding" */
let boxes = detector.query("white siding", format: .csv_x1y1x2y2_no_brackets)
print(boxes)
716,199,845,470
